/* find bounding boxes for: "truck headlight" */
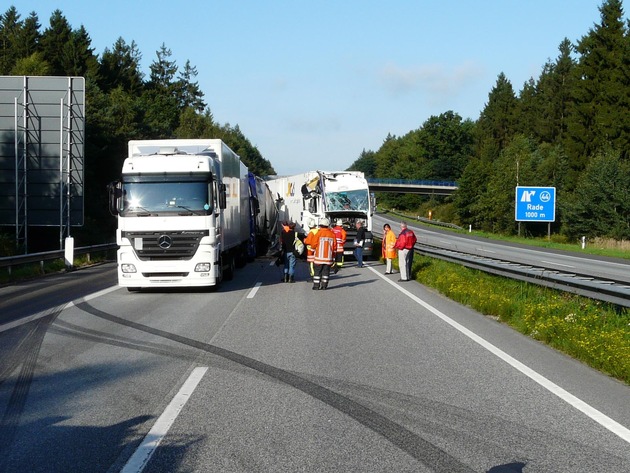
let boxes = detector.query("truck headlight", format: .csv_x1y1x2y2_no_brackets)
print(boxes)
195,263,211,272
121,264,137,273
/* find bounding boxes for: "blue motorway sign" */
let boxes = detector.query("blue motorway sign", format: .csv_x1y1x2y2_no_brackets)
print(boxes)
515,186,556,222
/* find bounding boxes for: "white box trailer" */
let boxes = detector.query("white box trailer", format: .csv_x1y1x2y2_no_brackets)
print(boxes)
265,170,374,257
108,139,250,289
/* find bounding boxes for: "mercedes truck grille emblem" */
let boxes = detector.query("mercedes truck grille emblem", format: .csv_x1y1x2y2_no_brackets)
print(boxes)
158,235,172,249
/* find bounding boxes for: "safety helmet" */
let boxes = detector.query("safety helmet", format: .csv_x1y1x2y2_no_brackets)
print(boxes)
307,218,316,228
320,217,330,227
335,219,343,226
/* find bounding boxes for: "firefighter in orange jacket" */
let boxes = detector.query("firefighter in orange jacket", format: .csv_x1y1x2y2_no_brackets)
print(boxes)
331,219,347,273
308,217,336,290
304,218,318,278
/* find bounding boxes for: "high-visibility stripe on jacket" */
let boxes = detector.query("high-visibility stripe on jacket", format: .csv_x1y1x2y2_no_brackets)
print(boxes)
332,225,347,253
312,228,336,265
304,227,319,263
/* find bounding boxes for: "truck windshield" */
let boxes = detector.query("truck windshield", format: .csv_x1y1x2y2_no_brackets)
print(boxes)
325,189,370,212
121,180,211,215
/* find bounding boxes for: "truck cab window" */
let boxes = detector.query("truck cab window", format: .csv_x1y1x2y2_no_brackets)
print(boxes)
121,180,211,215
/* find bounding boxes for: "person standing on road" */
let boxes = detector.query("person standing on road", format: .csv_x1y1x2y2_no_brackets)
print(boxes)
304,218,318,280
394,222,416,281
382,223,397,274
280,221,298,282
354,220,366,268
310,217,336,290
332,219,347,273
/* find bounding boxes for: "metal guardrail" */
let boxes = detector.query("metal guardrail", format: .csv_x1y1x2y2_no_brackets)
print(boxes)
0,243,117,274
413,243,630,308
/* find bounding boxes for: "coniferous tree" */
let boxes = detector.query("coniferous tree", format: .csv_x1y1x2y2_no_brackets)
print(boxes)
177,60,206,112
99,38,144,94
61,25,99,78
566,0,630,176
515,77,538,138
39,9,72,75
148,43,177,92
537,39,576,145
0,6,22,74
476,73,519,161
142,43,180,137
456,74,518,229
17,11,40,58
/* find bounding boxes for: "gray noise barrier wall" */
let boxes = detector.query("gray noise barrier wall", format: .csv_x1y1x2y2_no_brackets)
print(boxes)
0,76,85,250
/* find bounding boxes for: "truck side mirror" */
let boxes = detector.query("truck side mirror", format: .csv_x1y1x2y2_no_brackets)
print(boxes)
107,181,122,216
219,183,227,209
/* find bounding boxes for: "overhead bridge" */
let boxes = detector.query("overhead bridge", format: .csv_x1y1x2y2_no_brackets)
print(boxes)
367,178,458,195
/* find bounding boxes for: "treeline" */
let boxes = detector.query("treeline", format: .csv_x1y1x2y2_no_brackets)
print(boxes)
350,0,630,241
0,6,275,242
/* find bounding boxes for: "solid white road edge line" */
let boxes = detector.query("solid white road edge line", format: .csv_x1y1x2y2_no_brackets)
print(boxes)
370,266,630,444
540,260,575,268
121,366,209,473
0,285,119,334
247,282,263,298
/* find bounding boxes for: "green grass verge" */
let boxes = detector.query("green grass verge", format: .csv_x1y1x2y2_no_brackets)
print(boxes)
406,255,630,385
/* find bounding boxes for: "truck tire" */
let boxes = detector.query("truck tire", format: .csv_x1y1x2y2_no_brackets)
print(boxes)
235,244,247,268
223,254,235,281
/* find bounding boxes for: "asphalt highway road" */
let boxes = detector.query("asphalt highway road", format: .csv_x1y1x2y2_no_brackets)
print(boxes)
0,259,629,472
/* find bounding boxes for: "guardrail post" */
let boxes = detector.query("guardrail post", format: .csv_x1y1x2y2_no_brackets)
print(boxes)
64,237,74,270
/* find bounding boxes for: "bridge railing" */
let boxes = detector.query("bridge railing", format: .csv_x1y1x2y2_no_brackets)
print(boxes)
366,178,458,187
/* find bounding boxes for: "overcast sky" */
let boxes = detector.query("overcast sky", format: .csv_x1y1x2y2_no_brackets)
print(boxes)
20,0,610,175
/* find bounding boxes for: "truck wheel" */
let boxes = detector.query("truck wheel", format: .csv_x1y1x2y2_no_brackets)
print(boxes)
235,245,247,268
223,255,235,280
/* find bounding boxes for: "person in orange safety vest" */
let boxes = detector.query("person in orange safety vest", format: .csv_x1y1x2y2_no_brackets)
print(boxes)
331,219,347,273
306,217,336,290
304,218,318,278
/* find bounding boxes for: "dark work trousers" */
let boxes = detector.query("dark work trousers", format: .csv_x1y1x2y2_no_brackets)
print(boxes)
313,264,332,289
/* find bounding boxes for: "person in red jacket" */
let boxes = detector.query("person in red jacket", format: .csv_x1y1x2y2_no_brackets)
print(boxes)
308,217,336,290
393,222,416,281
